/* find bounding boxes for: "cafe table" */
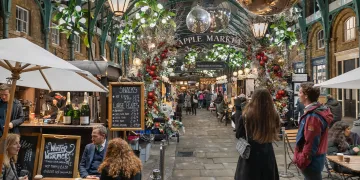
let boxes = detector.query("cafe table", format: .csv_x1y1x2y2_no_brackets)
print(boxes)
327,155,360,172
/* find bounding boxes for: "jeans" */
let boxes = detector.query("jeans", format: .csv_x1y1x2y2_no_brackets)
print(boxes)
198,100,203,108
301,168,322,180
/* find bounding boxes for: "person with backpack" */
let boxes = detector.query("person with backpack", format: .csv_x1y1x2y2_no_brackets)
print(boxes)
198,92,204,109
293,82,333,180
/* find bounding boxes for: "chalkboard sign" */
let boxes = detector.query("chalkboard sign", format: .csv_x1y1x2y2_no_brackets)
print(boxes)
109,82,145,131
37,134,81,178
16,133,41,180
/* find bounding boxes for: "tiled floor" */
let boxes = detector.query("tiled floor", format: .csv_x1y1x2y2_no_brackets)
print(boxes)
142,109,344,180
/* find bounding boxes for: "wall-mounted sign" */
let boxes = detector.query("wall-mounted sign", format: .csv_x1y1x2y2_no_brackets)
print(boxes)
178,34,243,48
196,61,225,70
292,73,308,82
311,56,326,66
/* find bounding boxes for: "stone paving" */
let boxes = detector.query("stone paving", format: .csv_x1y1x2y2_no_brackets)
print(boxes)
142,109,334,180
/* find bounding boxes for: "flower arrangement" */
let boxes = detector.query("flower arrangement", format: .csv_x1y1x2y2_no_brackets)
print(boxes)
52,0,90,47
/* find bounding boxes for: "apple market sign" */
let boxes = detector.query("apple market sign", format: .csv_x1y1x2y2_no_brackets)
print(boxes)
178,34,243,48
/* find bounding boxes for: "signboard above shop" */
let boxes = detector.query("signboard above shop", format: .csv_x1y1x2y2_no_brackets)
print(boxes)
292,73,308,82
178,33,243,48
196,61,226,70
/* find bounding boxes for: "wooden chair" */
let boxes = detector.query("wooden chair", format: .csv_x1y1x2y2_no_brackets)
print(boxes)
284,129,300,175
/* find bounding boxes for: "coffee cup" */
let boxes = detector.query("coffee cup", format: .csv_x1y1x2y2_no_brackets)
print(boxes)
344,156,351,163
337,153,344,161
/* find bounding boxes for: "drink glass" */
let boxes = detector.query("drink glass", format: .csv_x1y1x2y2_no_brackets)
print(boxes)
38,118,44,125
33,117,38,124
337,153,344,161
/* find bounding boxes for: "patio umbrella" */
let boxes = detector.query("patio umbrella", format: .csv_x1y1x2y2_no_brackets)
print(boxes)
315,67,360,89
0,38,107,170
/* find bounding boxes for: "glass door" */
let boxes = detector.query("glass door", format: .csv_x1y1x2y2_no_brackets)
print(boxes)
344,59,356,118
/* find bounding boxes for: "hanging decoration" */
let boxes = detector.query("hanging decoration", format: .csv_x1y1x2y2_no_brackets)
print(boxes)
236,0,299,16
52,0,90,47
186,5,212,33
207,7,231,33
254,47,290,117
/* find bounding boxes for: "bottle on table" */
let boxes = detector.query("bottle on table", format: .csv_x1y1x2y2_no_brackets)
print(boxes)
72,98,80,125
80,92,90,125
63,92,73,125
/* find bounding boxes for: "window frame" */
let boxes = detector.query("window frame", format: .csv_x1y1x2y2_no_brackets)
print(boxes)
51,23,60,45
74,35,81,52
345,16,356,41
317,30,325,49
91,42,96,59
16,6,29,34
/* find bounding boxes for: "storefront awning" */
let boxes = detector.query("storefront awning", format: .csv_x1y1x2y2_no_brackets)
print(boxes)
69,60,122,81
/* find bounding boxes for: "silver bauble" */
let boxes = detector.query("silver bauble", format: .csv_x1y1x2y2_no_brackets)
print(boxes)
208,7,231,33
186,6,211,33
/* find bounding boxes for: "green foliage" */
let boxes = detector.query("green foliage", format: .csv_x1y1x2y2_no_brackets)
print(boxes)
52,0,90,47
265,17,304,50
117,0,176,46
184,44,249,68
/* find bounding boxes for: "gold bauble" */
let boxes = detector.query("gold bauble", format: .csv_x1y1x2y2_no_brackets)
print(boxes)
237,0,299,16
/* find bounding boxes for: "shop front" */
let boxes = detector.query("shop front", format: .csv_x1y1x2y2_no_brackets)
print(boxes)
334,48,360,119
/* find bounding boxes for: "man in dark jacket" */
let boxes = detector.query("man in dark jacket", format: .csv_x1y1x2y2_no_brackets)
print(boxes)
294,82,333,179
326,95,342,128
0,84,25,136
294,98,305,125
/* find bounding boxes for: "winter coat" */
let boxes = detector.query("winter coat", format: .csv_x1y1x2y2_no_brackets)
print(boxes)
184,94,192,108
0,99,25,136
234,115,279,180
294,102,333,172
326,98,342,127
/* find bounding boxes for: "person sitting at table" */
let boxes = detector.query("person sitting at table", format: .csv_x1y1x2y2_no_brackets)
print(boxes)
328,121,360,175
0,133,28,180
98,138,142,180
79,125,108,179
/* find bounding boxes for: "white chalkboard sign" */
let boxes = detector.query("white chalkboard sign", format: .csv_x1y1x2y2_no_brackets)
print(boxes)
37,134,81,178
108,82,145,131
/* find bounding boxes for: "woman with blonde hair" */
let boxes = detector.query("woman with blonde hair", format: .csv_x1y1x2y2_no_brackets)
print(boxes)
235,88,280,180
0,133,28,180
98,138,141,180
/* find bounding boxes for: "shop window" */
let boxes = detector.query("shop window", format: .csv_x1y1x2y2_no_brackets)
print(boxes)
51,23,60,45
345,16,356,41
16,6,29,33
317,30,324,49
313,64,326,94
74,35,80,52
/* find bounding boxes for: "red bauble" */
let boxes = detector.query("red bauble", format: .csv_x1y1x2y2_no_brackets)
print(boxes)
260,52,265,57
273,65,280,71
148,92,154,99
161,53,167,59
282,103,287,107
260,61,265,66
276,94,282,100
147,100,153,106
262,56,268,62
277,72,282,77
279,90,285,96
256,55,261,60
149,71,156,77
163,49,168,53
267,69,271,72
155,57,160,62
150,65,156,71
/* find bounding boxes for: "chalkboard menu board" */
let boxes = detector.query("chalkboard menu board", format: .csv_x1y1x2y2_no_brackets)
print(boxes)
109,82,145,131
37,134,81,178
16,133,41,180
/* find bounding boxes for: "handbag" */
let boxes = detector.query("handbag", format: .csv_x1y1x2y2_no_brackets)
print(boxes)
193,97,198,103
236,115,251,159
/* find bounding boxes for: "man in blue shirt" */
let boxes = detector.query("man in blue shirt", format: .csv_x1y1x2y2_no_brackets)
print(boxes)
0,84,25,136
